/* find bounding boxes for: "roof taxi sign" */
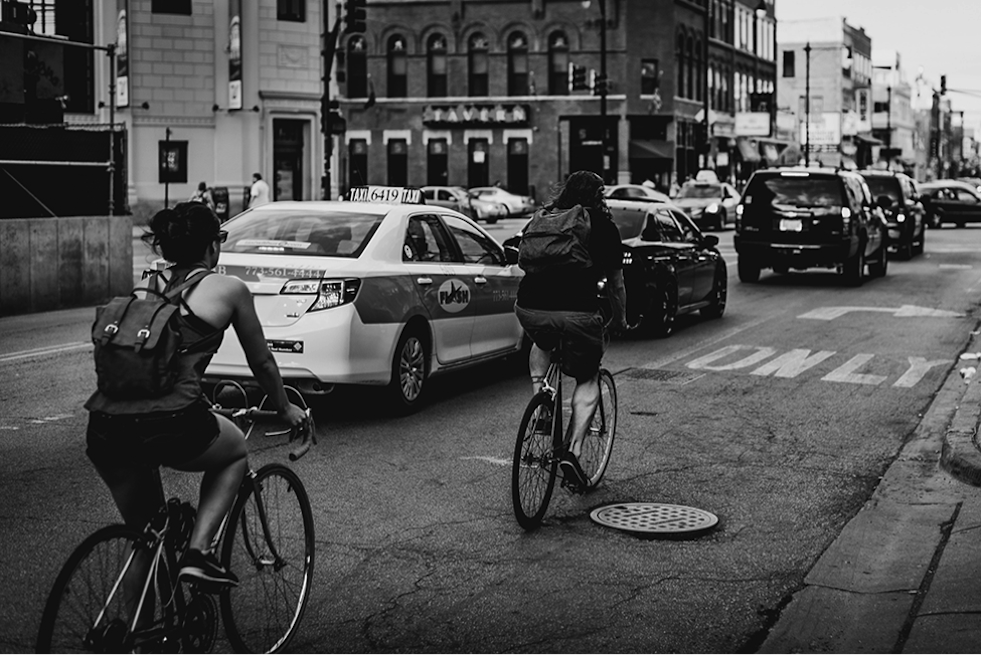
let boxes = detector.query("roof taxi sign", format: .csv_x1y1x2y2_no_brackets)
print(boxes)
348,186,425,204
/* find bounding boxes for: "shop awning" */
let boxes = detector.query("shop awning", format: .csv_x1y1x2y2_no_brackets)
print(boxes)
736,138,761,162
853,133,884,145
629,139,674,160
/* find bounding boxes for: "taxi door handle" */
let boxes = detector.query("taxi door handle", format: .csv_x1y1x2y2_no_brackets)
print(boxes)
474,276,488,285
417,277,433,285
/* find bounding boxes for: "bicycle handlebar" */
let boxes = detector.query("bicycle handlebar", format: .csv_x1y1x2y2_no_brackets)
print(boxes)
211,406,316,461
209,382,316,461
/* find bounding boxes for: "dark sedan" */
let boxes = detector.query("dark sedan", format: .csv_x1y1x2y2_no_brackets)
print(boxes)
919,180,981,228
610,200,727,336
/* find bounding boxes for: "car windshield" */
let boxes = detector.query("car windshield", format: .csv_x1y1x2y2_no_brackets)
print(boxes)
862,177,902,203
745,175,843,209
677,184,722,199
223,209,384,258
609,205,648,240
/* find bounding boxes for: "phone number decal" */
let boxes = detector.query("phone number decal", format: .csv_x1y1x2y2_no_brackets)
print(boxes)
218,265,325,280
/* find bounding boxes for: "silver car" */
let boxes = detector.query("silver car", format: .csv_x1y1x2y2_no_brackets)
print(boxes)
422,186,508,224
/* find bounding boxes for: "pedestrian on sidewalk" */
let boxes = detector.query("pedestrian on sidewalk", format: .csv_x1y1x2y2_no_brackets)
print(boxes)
249,173,270,208
188,182,215,211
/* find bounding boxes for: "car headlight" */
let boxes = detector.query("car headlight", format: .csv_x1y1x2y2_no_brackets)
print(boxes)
706,203,720,214
281,278,361,312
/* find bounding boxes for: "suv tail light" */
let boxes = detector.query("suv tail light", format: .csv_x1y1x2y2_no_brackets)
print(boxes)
841,207,852,230
281,278,361,312
735,204,744,230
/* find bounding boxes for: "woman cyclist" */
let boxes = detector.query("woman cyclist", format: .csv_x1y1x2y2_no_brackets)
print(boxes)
84,201,308,586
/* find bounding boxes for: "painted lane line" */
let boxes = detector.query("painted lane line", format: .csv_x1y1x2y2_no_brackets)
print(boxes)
461,455,511,467
0,342,91,364
939,264,973,270
798,305,963,320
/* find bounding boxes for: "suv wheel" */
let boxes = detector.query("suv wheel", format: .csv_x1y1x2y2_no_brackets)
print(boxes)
868,241,888,278
843,245,865,287
738,258,761,283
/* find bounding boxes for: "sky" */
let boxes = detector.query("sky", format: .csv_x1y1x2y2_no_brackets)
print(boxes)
776,0,981,131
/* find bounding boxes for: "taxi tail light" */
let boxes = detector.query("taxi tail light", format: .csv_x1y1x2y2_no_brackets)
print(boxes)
282,278,361,312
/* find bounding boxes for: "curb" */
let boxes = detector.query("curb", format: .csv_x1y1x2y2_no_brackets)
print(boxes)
940,374,981,487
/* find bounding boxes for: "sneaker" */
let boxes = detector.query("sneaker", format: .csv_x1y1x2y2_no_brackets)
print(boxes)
178,549,239,587
559,452,588,488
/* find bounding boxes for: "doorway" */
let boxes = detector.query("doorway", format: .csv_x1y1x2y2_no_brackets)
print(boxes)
273,119,304,201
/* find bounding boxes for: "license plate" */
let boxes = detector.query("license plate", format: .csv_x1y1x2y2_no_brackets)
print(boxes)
779,218,803,232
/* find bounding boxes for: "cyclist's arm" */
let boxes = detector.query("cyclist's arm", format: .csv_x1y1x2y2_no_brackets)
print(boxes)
227,279,307,426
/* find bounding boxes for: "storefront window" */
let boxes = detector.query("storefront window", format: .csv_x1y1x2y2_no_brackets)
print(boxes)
427,139,448,186
387,139,408,186
387,35,406,98
349,139,368,187
469,33,489,97
548,32,569,95
508,32,529,96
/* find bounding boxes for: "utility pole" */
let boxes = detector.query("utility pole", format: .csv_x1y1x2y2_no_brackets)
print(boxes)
886,85,892,150
804,42,811,166
321,5,342,200
599,0,608,182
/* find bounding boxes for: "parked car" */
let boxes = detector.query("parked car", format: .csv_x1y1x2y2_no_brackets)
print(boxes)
956,177,981,194
604,183,672,204
503,198,727,338
672,180,741,231
468,186,537,217
203,186,525,414
858,170,925,259
734,167,888,286
421,185,507,224
918,180,981,228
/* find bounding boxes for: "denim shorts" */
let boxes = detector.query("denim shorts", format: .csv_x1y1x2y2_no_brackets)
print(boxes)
86,399,220,471
515,304,605,382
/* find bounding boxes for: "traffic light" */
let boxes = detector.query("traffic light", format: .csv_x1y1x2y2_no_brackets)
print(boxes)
592,73,611,95
343,0,366,34
1,1,37,26
940,74,947,95
569,64,588,92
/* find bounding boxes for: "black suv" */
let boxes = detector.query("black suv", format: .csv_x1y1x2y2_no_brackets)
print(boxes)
859,170,925,259
734,167,888,286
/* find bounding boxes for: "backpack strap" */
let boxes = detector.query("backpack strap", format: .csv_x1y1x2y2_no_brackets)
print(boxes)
163,270,213,303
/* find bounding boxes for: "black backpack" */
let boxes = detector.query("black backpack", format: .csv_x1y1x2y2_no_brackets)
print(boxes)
518,204,593,274
90,271,211,399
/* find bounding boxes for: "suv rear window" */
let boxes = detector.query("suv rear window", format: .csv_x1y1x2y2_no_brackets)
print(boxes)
862,176,902,203
745,174,844,209
224,210,383,258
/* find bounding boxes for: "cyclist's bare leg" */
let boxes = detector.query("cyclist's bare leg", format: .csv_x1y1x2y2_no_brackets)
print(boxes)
90,464,161,628
566,373,600,458
528,343,551,394
171,414,247,552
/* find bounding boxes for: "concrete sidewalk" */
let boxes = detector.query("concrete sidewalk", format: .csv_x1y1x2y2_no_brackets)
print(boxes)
758,329,981,653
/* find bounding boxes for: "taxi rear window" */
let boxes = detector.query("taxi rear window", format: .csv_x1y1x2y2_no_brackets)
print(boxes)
223,210,383,258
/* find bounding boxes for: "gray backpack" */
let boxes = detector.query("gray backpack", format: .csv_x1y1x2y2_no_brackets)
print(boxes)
518,204,592,274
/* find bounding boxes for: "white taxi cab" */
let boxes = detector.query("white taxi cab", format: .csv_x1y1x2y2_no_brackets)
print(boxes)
201,186,525,414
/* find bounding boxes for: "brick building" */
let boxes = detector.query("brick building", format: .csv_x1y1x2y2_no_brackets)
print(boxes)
336,0,779,198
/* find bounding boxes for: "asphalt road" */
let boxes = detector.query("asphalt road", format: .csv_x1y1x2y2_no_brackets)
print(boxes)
3,223,981,652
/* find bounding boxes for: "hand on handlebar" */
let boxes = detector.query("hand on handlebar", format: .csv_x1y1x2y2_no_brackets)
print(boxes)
279,402,308,430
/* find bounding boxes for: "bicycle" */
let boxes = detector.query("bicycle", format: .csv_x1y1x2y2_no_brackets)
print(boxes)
36,383,317,654
510,287,639,530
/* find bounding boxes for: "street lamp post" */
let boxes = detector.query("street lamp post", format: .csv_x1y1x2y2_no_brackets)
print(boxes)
804,42,811,166
599,0,608,182
886,85,892,150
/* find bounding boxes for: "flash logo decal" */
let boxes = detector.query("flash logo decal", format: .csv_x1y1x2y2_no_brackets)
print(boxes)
438,279,471,313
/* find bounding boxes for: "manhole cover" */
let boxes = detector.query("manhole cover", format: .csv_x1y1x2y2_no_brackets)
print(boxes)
590,503,719,537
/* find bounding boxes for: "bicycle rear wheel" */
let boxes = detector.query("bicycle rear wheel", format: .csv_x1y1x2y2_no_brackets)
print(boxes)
578,368,617,488
37,525,167,654
511,392,559,530
221,463,315,654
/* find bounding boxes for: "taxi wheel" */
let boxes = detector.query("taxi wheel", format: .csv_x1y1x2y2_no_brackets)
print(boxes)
388,328,428,414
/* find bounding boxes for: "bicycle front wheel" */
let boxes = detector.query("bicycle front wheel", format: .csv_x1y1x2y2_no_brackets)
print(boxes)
511,392,559,530
579,368,617,488
37,525,161,654
221,463,315,654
